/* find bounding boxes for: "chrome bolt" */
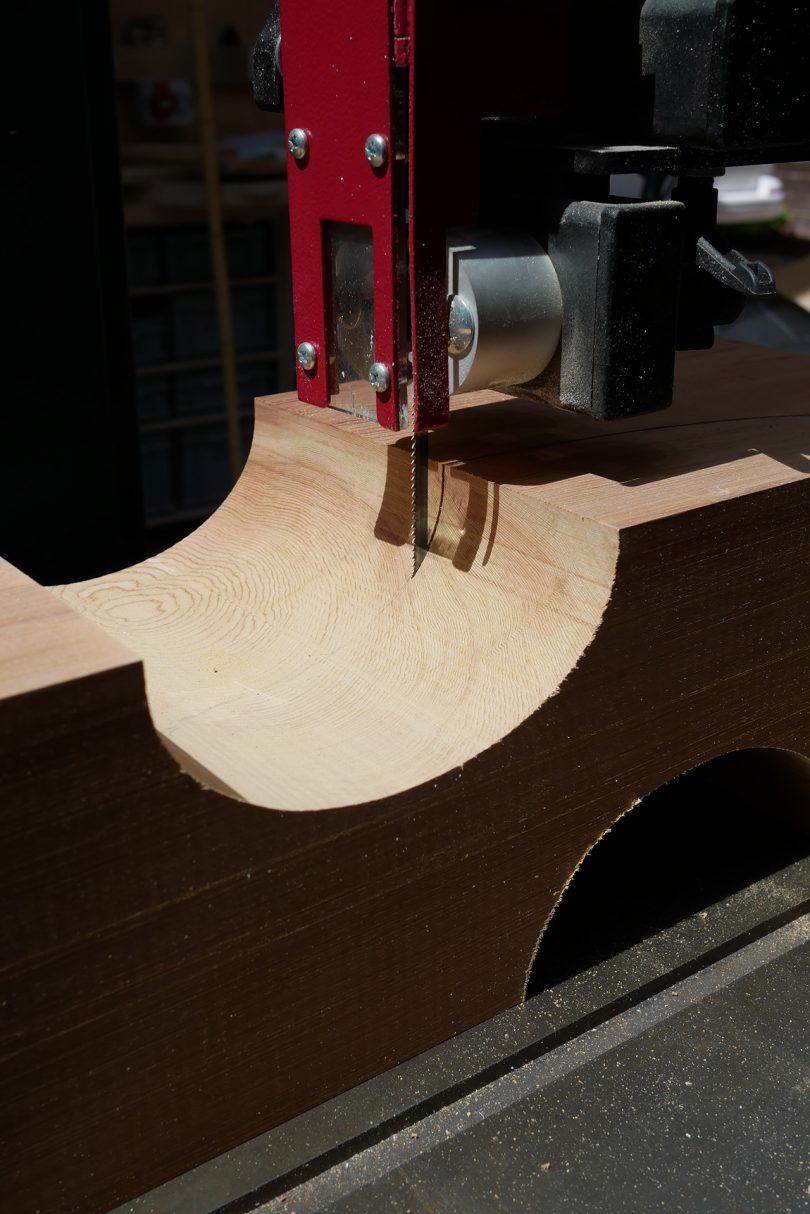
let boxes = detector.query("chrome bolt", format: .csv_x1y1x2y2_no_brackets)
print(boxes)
288,128,309,160
369,361,391,393
448,294,475,357
297,341,317,371
364,133,388,169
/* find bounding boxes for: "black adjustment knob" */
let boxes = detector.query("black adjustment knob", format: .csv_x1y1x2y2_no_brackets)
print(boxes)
252,5,283,113
695,238,775,298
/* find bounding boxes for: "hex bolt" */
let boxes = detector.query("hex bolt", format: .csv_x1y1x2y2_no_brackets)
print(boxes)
448,294,475,357
297,341,317,371
364,133,388,169
288,128,309,160
369,362,391,393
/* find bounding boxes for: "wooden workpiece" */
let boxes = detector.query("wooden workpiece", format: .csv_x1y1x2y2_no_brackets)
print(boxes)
2,341,809,1213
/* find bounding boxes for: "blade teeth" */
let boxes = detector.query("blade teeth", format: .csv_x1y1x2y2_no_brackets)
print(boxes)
411,430,428,576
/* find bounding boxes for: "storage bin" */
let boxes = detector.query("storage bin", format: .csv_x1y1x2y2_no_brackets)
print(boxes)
174,362,279,416
131,299,169,365
172,292,219,359
225,223,275,278
180,424,231,508
140,435,174,517
165,228,212,283
136,376,171,421
175,369,225,416
180,422,254,508
232,285,277,352
126,232,161,288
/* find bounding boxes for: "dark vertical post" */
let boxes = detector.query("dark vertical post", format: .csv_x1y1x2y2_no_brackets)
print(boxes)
3,0,144,582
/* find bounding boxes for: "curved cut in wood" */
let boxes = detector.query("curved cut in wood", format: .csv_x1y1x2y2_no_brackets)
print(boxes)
55,393,617,809
3,341,810,1214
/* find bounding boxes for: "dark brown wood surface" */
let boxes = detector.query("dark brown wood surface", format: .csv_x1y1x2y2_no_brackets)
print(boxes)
2,341,809,1213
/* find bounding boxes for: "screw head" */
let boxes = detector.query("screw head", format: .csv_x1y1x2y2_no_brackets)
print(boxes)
448,294,475,357
288,128,309,160
364,133,388,169
369,361,391,393
297,341,317,371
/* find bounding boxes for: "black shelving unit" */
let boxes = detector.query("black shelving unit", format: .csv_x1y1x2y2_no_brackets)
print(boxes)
125,219,294,550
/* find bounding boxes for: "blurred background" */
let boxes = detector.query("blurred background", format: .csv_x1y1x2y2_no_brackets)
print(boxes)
114,0,293,558
4,1,809,584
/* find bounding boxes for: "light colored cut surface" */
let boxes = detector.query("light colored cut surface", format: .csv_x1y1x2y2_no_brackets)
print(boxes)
55,402,617,809
53,342,808,811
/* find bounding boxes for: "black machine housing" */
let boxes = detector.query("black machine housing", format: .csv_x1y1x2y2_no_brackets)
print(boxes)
256,0,810,422
477,0,810,419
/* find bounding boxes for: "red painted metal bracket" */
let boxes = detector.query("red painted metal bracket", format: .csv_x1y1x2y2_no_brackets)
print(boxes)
282,0,569,435
280,0,402,428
